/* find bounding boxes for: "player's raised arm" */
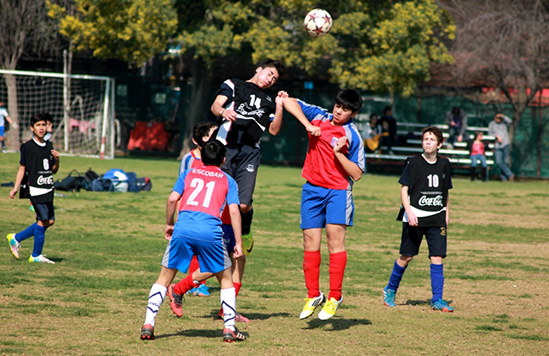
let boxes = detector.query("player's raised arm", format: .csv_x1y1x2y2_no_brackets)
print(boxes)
282,98,321,136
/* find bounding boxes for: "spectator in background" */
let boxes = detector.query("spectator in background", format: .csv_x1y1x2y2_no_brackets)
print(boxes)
468,131,488,181
0,100,14,152
361,114,381,140
444,106,468,148
488,113,514,182
379,106,398,155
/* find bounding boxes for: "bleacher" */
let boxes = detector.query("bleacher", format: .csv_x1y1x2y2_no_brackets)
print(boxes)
364,122,495,178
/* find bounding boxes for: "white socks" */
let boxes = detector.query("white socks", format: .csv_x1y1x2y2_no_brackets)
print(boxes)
220,287,236,330
144,283,167,326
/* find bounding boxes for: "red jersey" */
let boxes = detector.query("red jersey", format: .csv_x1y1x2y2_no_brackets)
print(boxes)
298,100,365,190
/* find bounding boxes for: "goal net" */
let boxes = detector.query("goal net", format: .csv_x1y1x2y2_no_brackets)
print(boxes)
0,69,115,159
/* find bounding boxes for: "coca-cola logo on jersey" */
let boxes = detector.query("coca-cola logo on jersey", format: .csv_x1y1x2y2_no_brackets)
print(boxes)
37,175,54,185
418,195,443,207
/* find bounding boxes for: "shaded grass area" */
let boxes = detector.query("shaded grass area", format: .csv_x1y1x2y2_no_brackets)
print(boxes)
0,153,548,355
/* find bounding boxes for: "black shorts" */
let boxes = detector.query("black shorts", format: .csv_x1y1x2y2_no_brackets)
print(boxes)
399,223,447,258
33,202,55,222
222,145,260,206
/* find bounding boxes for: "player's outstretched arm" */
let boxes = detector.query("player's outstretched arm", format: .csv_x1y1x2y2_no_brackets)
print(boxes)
269,91,289,136
282,98,321,136
228,203,243,259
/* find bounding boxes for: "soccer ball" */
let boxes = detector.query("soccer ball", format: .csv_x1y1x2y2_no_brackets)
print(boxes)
303,9,333,38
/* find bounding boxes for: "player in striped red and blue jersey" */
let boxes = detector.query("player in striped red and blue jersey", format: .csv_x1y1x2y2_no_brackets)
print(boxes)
282,89,365,321
141,140,246,342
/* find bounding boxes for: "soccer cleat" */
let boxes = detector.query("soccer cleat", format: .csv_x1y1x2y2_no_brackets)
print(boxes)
242,231,254,256
140,324,155,340
318,296,343,320
217,309,250,323
299,291,325,320
222,327,246,342
431,298,454,312
167,284,183,317
28,254,55,264
6,233,20,259
383,286,396,307
191,283,210,297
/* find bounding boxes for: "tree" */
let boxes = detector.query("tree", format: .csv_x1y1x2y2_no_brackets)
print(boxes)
0,0,71,149
172,0,453,155
48,0,178,66
438,0,549,145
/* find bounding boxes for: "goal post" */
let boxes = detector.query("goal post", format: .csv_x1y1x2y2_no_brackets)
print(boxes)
0,69,115,159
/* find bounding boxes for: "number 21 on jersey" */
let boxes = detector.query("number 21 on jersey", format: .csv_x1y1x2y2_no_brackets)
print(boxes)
187,178,215,208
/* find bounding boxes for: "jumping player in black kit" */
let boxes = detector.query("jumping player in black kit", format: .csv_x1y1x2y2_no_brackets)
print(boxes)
383,126,454,312
211,59,287,254
168,59,287,321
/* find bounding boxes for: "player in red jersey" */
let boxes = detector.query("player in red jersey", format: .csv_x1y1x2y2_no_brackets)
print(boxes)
140,140,246,342
282,89,365,320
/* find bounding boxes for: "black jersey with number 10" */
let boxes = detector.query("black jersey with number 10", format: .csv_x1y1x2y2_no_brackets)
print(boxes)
398,155,453,227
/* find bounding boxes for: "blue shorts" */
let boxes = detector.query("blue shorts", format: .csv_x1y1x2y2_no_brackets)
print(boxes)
300,182,354,229
222,224,235,254
0,126,4,136
33,202,55,222
162,236,231,274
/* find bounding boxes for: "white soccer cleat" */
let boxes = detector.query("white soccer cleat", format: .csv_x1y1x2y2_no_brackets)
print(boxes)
28,254,55,264
299,291,325,319
318,296,343,320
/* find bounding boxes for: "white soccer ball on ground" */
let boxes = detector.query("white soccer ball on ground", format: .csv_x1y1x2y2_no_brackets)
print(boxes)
303,8,333,38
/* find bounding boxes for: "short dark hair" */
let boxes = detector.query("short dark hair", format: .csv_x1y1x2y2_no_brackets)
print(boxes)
30,113,48,127
383,106,392,115
451,106,461,116
201,139,226,166
192,122,217,148
335,89,363,112
258,59,286,78
422,126,443,144
42,113,53,123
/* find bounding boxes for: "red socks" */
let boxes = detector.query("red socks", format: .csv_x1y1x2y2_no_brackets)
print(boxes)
187,256,205,285
303,250,321,298
173,274,199,295
234,282,242,297
328,251,347,301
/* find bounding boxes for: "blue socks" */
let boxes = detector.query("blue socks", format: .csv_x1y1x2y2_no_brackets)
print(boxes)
16,222,38,242
388,260,407,291
430,263,444,302
32,225,47,257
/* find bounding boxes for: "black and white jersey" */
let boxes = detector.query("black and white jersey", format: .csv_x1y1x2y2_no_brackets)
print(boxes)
398,155,453,227
20,138,55,204
215,78,276,148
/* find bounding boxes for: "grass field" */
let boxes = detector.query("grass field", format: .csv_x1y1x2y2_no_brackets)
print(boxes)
0,153,548,356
